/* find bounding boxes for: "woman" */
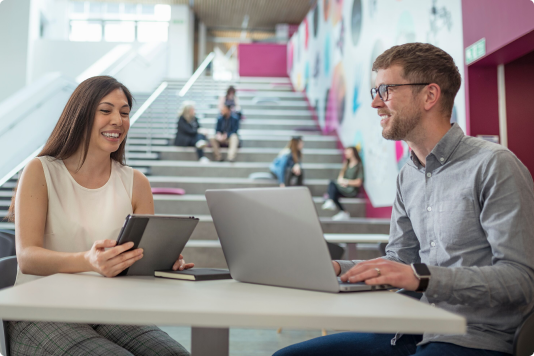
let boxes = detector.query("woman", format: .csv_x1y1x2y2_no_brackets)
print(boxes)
7,76,192,356
218,86,241,119
173,101,210,163
270,136,304,187
321,146,364,221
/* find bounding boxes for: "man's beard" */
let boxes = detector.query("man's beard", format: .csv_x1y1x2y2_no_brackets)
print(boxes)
381,106,422,141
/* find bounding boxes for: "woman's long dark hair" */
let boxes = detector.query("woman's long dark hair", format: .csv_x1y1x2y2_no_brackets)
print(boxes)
288,137,303,164
340,146,361,176
7,76,133,222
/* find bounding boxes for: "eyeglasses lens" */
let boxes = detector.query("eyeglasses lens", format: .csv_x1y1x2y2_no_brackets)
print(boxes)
379,85,388,101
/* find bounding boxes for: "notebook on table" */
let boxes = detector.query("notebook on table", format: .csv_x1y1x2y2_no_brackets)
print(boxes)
155,268,232,281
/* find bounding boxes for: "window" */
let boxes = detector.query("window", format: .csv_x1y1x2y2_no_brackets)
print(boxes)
70,21,102,42
68,2,170,42
137,22,169,42
88,2,103,15
104,21,135,42
106,3,120,14
124,4,137,15
71,2,85,13
141,5,155,15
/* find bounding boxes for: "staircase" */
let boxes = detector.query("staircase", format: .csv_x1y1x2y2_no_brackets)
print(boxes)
125,76,390,267
0,76,390,266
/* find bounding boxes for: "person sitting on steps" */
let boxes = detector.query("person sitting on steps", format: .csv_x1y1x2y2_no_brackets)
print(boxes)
218,85,242,120
270,136,304,187
322,146,364,221
210,103,240,162
173,101,210,163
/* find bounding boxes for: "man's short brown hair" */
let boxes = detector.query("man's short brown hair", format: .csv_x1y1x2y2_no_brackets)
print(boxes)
372,42,461,117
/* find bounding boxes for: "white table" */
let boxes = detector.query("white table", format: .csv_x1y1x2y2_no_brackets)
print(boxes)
0,273,465,356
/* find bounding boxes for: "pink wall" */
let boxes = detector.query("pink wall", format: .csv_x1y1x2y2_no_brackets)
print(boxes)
462,0,534,136
463,0,534,57
238,44,288,77
505,50,534,177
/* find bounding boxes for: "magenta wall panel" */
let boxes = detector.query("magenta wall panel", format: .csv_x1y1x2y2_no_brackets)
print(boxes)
505,51,534,178
462,0,534,137
463,0,534,55
238,44,288,77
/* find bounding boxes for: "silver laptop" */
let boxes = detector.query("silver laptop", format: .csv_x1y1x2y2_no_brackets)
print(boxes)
205,187,391,293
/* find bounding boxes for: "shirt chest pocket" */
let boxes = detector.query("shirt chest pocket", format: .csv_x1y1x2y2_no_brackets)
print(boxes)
436,199,480,246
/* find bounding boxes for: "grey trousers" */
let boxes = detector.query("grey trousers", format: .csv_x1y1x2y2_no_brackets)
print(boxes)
7,321,190,356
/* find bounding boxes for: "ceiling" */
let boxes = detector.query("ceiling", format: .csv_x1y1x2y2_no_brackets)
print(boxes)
80,0,314,31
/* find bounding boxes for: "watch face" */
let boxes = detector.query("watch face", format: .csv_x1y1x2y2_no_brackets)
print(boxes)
413,263,431,277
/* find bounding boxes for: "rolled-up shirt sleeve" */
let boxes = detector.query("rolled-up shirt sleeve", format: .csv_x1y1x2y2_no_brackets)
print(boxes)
426,151,534,307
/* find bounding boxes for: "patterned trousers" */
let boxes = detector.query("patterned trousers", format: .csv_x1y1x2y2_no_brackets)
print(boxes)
7,321,190,356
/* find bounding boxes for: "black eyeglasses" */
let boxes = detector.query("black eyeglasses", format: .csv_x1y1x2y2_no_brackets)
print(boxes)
370,83,430,101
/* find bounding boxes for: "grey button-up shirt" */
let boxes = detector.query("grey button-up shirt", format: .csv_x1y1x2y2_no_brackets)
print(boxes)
337,124,534,354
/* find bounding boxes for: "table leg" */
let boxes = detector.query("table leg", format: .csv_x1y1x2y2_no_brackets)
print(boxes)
191,327,229,356
1,319,9,356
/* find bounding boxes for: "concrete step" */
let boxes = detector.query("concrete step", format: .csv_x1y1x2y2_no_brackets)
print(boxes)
0,213,389,241
166,83,294,92
181,215,389,240
158,148,341,164
128,146,342,163
134,118,318,129
153,194,364,217
127,129,322,139
126,135,338,149
148,176,334,196
132,111,313,120
133,120,318,132
128,160,341,179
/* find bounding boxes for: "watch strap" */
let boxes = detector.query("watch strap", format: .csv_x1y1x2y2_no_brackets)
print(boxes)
416,277,429,292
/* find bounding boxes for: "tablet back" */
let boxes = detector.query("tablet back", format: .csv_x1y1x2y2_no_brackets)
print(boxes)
119,215,199,276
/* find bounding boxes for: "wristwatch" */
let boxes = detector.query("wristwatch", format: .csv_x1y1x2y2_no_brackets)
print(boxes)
411,263,431,292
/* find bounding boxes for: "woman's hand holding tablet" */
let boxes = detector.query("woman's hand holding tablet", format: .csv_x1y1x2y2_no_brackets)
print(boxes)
85,239,144,277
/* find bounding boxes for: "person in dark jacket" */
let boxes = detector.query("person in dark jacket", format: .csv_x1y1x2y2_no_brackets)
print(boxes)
270,136,304,187
173,101,210,163
209,103,240,162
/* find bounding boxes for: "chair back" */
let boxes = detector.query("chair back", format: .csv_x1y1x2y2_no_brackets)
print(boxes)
514,311,534,356
0,255,17,356
0,230,15,259
326,242,345,260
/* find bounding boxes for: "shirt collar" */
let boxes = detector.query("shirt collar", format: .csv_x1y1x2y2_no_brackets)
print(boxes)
431,123,464,165
409,123,464,167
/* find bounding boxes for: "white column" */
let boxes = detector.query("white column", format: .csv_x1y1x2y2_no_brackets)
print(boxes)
497,64,508,147
167,4,194,79
198,21,206,68
0,0,33,102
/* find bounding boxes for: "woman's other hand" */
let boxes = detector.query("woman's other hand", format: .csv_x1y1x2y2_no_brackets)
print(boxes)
173,254,195,271
85,239,143,277
292,164,301,176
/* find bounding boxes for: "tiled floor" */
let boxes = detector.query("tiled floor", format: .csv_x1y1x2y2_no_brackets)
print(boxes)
159,326,339,356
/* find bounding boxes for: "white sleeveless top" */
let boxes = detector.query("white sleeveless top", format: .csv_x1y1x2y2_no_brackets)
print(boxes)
15,156,134,285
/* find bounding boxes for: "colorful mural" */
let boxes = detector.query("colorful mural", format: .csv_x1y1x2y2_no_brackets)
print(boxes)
288,0,465,207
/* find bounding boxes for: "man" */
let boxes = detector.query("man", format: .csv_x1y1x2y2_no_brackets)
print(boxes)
274,43,534,356
210,103,240,162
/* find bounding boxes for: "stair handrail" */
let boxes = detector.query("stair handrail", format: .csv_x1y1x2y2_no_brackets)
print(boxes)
178,52,215,97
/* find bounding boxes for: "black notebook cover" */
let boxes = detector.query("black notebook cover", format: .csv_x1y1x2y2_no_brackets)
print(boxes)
155,268,232,281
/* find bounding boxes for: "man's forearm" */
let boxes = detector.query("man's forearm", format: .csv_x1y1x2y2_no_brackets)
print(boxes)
426,263,534,307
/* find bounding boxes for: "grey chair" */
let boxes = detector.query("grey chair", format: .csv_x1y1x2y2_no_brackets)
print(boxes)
514,312,534,356
0,255,17,356
0,230,15,259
